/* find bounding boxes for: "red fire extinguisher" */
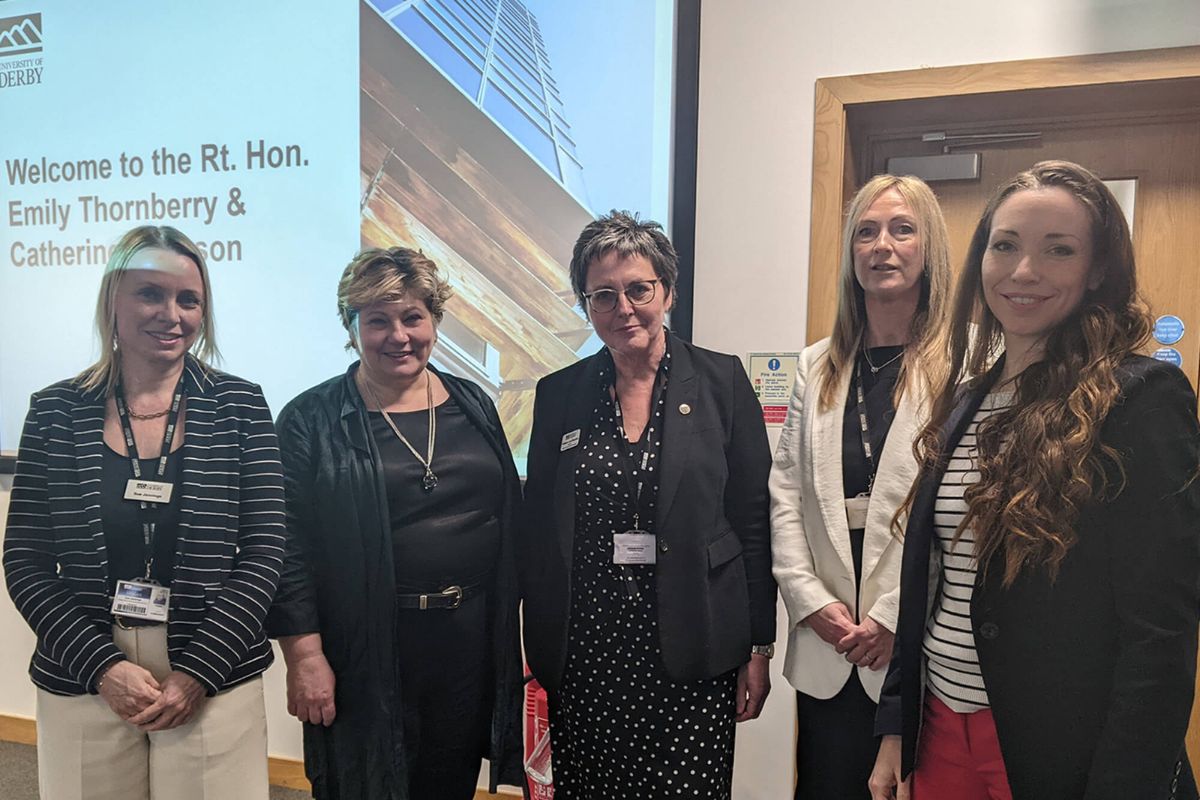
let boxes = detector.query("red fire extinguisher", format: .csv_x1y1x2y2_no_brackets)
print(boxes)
524,673,554,798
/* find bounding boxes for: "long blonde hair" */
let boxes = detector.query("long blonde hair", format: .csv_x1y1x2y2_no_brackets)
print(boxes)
77,226,219,395
817,174,953,411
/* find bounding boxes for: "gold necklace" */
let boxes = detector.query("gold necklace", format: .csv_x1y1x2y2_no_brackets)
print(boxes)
362,370,438,492
126,406,171,420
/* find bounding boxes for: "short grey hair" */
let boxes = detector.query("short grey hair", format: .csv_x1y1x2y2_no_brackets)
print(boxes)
569,210,678,310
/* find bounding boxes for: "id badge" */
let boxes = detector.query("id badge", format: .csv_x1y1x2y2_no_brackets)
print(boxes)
110,580,170,623
845,493,870,530
124,479,174,504
613,530,656,565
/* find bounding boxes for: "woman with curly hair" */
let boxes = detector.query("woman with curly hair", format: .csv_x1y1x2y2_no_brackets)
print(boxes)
869,161,1200,800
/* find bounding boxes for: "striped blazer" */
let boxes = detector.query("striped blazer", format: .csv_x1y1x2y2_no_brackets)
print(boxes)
2,357,285,696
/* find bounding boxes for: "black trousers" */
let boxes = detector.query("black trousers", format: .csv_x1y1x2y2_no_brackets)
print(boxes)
395,592,492,800
794,669,879,800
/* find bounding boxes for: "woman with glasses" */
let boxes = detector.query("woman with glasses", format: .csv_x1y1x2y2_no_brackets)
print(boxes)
770,175,952,799
518,210,776,799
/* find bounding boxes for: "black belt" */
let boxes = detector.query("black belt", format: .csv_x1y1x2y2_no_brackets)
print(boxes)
395,584,482,611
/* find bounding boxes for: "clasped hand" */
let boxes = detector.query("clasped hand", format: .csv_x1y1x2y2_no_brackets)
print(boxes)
98,661,207,731
804,602,894,670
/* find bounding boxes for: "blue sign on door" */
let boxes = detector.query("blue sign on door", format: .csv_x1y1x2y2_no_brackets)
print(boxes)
1153,347,1183,367
1154,315,1185,345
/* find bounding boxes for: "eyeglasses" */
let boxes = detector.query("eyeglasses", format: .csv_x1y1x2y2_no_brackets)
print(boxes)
582,279,661,314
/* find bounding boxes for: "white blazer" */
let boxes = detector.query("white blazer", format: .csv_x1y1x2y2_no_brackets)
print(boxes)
769,337,926,702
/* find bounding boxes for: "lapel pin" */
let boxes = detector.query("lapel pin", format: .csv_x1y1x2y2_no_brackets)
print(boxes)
560,429,581,451
678,403,691,415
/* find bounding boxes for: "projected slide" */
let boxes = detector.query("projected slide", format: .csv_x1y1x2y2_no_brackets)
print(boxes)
0,0,675,469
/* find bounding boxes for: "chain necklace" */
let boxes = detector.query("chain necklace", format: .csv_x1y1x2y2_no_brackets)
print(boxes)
362,370,438,492
126,406,172,420
861,342,904,375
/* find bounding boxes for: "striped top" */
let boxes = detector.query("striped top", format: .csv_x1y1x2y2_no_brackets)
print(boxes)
922,391,1012,713
2,358,285,696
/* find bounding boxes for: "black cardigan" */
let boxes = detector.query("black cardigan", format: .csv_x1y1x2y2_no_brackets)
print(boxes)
518,334,775,693
877,356,1200,800
266,364,524,799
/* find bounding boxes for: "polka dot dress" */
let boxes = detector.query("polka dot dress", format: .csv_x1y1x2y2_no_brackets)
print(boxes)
549,347,737,799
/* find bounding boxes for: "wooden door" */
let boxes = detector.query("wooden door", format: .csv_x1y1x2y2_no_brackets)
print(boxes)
854,79,1200,385
816,64,1200,779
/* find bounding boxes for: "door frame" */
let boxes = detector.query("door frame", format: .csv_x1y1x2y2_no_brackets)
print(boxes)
806,42,1200,779
806,44,1200,344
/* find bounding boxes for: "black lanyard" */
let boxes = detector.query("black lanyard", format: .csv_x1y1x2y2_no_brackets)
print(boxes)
114,374,185,580
853,358,879,495
610,373,665,601
610,371,666,531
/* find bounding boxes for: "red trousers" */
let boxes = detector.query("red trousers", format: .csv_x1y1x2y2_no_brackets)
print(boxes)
913,693,1013,800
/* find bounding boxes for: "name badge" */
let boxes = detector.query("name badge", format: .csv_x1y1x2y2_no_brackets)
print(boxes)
124,479,173,504
560,429,581,451
613,530,656,565
845,493,870,530
110,579,170,623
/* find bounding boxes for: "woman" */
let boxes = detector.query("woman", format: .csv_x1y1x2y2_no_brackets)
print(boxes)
770,175,951,799
518,210,775,799
870,161,1200,800
2,225,285,800
266,247,524,800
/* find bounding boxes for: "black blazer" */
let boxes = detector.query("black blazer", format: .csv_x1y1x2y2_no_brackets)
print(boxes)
266,364,525,799
3,358,285,696
519,334,775,693
876,356,1200,800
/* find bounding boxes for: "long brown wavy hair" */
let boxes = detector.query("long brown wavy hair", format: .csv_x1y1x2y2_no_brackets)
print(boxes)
914,161,1152,586
817,174,953,411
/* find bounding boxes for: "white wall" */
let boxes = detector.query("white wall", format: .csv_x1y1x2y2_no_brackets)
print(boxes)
2,0,1199,794
693,1,1200,798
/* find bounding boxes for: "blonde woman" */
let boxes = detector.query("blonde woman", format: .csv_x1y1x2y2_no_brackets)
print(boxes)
3,225,284,800
770,175,951,799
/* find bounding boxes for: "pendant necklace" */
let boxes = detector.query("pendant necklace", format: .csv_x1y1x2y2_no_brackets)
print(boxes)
862,342,904,375
363,370,438,492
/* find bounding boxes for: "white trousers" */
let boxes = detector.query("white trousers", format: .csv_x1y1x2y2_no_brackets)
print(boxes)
36,624,269,800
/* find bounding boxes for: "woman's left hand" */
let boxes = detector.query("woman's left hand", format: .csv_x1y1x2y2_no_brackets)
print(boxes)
127,671,208,732
837,616,895,670
735,653,771,722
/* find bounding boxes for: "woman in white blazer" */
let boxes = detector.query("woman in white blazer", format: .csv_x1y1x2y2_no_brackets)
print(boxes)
769,175,952,799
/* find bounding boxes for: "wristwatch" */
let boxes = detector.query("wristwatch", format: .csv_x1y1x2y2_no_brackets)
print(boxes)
750,643,775,659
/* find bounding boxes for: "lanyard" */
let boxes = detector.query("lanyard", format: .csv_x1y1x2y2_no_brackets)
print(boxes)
853,358,879,495
610,372,666,530
610,375,665,601
114,374,185,580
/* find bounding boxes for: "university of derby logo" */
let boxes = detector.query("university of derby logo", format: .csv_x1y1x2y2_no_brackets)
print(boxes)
0,13,41,56
0,13,44,90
